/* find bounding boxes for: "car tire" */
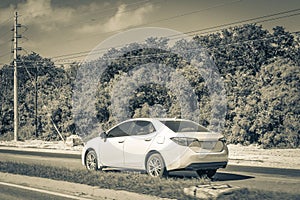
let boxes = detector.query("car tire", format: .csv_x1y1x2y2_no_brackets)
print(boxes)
146,153,168,177
196,169,217,179
85,150,98,171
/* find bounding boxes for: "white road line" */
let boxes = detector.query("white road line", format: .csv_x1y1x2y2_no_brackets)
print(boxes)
0,181,91,200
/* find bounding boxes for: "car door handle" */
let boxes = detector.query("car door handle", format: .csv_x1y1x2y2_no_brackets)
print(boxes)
144,138,152,142
118,140,125,143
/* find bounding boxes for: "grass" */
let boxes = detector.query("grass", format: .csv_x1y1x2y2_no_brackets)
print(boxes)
0,161,204,199
217,188,300,200
0,161,299,200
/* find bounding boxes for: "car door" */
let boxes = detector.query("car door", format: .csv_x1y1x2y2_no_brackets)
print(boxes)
100,121,133,168
123,120,157,169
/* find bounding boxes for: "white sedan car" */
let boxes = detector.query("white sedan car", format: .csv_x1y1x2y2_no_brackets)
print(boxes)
82,118,228,178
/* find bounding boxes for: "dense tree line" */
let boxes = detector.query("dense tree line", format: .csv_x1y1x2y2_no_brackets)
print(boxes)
194,24,299,147
0,24,299,148
0,53,76,141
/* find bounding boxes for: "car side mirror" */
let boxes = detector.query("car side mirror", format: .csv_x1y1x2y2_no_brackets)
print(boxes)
99,132,107,140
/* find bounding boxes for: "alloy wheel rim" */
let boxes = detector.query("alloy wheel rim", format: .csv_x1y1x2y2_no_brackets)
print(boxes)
87,153,97,170
148,157,162,177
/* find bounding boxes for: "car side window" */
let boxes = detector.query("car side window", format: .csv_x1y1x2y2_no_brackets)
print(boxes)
130,121,156,136
107,121,132,138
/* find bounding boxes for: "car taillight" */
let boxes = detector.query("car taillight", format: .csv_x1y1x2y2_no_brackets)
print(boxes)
170,137,198,146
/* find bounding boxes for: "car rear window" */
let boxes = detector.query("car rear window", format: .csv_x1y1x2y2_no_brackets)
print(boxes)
159,120,209,132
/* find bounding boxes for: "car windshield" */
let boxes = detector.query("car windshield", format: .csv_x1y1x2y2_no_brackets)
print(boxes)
159,120,209,132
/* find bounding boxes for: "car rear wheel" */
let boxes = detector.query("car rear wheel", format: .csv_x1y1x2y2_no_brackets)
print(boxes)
85,150,98,171
146,153,168,177
196,169,217,179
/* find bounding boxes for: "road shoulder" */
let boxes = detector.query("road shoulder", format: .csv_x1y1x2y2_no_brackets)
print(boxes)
0,172,168,200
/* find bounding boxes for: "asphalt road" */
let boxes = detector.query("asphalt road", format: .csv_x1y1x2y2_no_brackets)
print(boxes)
0,148,300,195
0,148,82,170
0,183,74,200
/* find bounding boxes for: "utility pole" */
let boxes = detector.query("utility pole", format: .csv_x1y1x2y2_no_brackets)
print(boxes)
12,11,22,141
35,64,38,137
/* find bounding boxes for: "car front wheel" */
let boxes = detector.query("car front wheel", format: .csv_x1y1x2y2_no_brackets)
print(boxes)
146,153,168,177
85,150,98,171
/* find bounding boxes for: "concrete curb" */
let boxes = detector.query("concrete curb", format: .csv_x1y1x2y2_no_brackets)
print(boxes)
184,184,242,199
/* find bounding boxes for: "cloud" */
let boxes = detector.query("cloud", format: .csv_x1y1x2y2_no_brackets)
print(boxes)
0,1,154,34
0,0,75,31
103,3,154,32
78,3,154,34
0,0,155,61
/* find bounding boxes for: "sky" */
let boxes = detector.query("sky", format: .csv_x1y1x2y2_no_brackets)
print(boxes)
0,0,299,65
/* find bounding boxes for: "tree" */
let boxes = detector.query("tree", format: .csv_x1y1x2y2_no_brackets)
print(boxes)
0,53,76,141
256,59,300,147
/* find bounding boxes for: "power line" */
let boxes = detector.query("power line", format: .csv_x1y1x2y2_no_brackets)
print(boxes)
134,0,243,26
181,9,300,37
32,0,151,17
0,1,155,56
19,28,300,66
0,16,13,26
50,9,300,62
0,41,11,47
55,29,300,62
0,51,11,59
63,0,160,29
167,12,300,41
3,7,300,66
14,30,300,66
19,0,154,26
0,29,12,40
64,0,243,43
0,0,155,63
17,26,300,66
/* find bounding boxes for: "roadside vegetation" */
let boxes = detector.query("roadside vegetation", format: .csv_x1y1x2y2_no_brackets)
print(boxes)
0,24,299,148
0,161,299,200
0,161,205,200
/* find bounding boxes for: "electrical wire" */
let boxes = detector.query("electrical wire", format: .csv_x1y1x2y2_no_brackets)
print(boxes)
13,30,300,66
50,7,300,61
0,51,11,59
63,0,161,28
132,0,243,26
18,0,154,25
4,2,299,61
0,30,12,40
2,6,300,66
0,16,13,26
0,41,11,48
20,29,300,65
64,0,243,43
56,29,300,62
180,10,300,37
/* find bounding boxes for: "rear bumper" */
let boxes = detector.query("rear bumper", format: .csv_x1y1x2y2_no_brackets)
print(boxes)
163,144,229,171
185,161,227,170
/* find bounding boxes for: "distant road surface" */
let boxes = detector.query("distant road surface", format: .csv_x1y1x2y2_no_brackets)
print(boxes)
0,183,76,200
0,148,300,195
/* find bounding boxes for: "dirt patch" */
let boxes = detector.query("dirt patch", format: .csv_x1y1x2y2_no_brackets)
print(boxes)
228,144,300,169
